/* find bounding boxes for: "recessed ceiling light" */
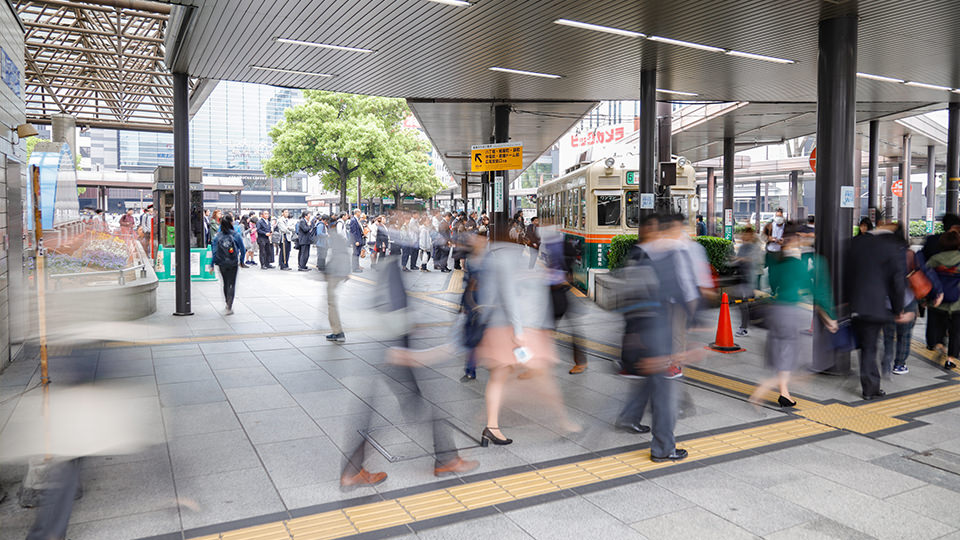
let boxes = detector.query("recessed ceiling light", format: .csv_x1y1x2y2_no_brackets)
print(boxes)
656,88,698,97
489,67,561,79
276,37,373,54
251,66,334,77
647,35,724,53
554,19,644,38
856,72,904,83
725,50,795,64
427,0,471,6
905,81,952,91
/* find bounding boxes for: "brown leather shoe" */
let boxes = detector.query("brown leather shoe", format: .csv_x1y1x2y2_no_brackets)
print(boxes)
434,457,480,477
569,364,587,374
340,468,387,491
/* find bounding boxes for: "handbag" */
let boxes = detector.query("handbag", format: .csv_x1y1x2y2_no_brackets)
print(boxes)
830,319,857,353
906,250,932,299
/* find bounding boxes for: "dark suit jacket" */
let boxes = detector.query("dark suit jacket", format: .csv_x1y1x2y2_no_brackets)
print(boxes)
349,216,364,244
296,218,313,246
845,231,906,321
256,217,271,237
439,220,452,243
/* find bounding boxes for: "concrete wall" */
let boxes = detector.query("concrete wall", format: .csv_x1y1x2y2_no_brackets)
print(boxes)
0,2,26,367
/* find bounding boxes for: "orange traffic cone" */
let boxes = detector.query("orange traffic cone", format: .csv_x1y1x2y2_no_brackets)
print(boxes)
708,292,745,353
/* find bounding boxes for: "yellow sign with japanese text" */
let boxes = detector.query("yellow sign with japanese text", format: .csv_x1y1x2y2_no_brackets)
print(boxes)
471,142,523,172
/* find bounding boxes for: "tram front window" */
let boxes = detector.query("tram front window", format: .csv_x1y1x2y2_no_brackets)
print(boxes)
597,194,621,226
625,190,639,228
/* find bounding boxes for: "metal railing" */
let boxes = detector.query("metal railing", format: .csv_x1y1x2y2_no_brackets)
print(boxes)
48,263,147,288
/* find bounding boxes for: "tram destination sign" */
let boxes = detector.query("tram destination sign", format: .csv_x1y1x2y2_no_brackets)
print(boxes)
471,141,523,172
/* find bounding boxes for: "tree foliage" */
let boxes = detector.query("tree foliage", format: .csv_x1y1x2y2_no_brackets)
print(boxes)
264,91,443,210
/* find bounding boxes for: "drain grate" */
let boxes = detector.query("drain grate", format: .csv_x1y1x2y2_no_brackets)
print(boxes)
359,419,482,463
909,449,960,476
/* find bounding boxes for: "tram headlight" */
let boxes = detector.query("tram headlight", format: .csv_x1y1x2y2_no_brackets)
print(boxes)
604,157,616,169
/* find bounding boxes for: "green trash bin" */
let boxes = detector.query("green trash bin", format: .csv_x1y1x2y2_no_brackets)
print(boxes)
154,245,216,282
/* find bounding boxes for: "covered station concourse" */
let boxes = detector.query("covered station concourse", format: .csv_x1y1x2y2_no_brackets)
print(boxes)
6,2,960,540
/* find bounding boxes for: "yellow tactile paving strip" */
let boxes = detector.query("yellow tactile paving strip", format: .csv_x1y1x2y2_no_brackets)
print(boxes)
187,418,836,540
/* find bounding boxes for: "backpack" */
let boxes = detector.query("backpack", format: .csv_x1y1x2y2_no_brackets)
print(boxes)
217,234,238,267
935,262,960,303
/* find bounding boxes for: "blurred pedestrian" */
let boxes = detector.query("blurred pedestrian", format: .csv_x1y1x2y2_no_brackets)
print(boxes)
540,216,587,374
314,214,330,272
733,226,760,336
256,211,274,269
325,227,350,342
211,215,245,315
846,220,909,400
884,224,940,375
277,209,294,270
751,222,836,407
349,209,365,273
419,216,434,271
926,230,960,369
762,208,786,268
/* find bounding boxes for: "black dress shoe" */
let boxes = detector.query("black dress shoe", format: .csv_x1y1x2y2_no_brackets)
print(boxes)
778,395,797,408
615,421,651,434
945,359,957,369
480,427,512,447
651,448,688,462
862,389,887,400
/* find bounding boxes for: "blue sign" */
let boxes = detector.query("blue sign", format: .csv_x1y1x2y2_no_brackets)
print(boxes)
0,47,19,97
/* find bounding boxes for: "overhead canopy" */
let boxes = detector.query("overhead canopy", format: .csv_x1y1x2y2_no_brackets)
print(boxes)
408,100,597,183
18,0,213,132
163,0,960,175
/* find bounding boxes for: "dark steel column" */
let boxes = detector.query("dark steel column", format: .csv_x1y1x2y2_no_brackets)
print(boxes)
948,102,960,215
812,15,857,374
754,179,761,230
885,166,894,219
868,119,879,224
494,104,510,238
928,144,936,227
901,135,911,241
706,167,716,235
657,101,672,166
789,170,799,221
723,136,734,240
173,72,192,316
481,172,489,215
639,70,656,220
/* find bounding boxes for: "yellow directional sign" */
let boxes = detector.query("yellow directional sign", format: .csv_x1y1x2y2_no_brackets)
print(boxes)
471,141,523,172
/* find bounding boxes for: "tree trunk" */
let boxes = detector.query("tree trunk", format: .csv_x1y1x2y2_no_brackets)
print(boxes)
339,176,347,212
395,189,401,210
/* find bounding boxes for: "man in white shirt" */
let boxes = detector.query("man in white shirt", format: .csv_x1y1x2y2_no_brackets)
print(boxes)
277,209,295,270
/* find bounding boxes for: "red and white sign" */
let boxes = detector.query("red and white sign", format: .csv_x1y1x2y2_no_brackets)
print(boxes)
809,147,816,173
892,179,903,197
569,125,627,148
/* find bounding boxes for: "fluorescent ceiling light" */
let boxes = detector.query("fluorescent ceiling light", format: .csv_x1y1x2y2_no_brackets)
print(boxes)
856,72,904,83
656,88,698,97
251,66,333,77
725,50,795,64
427,0,471,6
554,18,644,38
489,67,561,79
276,37,373,54
952,89,960,94
905,81,952,91
647,35,724,53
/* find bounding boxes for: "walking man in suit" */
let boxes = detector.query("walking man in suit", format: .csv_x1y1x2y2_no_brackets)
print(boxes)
845,220,909,400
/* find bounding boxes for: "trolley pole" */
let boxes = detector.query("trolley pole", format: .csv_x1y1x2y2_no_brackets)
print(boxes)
947,102,959,215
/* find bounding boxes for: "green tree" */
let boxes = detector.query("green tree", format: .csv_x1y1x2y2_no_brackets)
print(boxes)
263,91,408,210
362,127,445,207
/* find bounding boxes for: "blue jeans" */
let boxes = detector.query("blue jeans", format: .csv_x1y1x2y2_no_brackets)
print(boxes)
883,302,917,371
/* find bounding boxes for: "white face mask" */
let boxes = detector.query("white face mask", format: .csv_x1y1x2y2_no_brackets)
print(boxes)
774,216,785,225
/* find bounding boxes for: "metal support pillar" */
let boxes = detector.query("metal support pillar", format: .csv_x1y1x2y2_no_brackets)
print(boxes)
901,135,911,241
723,137,734,240
480,172,489,215
638,70,656,221
868,120,879,224
493,104,510,238
948,102,960,215
789,170,799,222
706,167,715,235
657,101,672,167
755,180,761,230
812,15,857,374
885,166,894,219
927,144,936,231
172,72,192,316
853,149,862,224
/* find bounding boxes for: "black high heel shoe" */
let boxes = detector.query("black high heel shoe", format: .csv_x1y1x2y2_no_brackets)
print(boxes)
480,427,512,447
778,395,797,408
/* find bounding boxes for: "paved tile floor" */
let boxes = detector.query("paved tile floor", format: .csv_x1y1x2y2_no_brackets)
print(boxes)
0,254,959,540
